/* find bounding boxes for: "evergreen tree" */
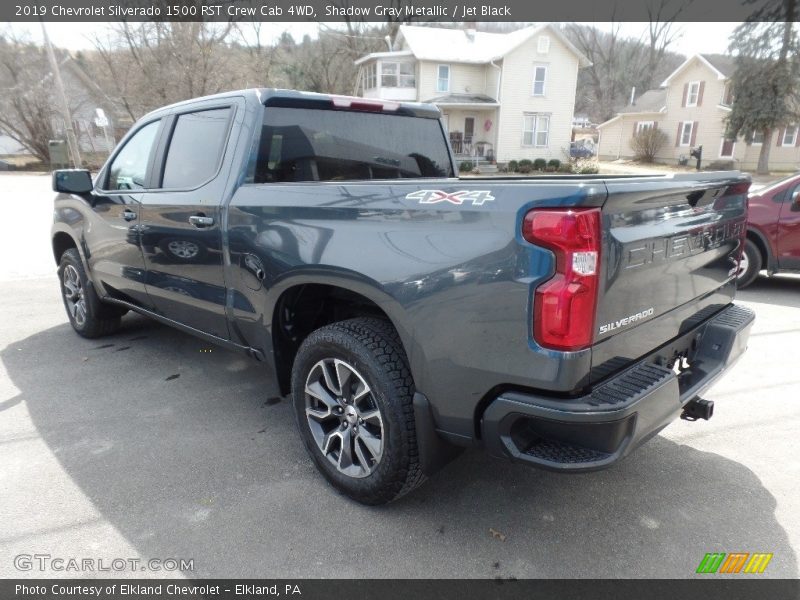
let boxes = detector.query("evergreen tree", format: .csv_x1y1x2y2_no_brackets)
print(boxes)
726,2,800,174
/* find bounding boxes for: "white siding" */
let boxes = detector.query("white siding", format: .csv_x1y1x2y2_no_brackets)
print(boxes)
600,57,800,170
494,33,578,162
417,61,489,101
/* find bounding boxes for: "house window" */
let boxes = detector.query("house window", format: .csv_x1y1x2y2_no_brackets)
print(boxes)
680,121,694,146
721,81,734,106
523,113,550,147
364,63,377,89
381,62,415,88
436,65,450,93
687,81,701,107
537,36,550,54
637,121,655,134
782,125,797,146
532,65,547,96
751,130,764,145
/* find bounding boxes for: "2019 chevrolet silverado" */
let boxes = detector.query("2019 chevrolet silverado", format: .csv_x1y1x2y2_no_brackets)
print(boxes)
51,89,754,504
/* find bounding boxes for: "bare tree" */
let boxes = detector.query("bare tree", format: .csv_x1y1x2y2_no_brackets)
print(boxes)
0,29,60,162
638,0,690,91
566,8,685,123
87,21,238,121
566,21,625,122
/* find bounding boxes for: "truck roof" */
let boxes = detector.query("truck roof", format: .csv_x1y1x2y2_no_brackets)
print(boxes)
141,88,442,121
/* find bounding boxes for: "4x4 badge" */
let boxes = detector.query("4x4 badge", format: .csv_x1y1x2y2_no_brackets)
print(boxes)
406,190,496,206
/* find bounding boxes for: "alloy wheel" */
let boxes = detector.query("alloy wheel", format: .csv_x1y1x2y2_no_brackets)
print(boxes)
304,358,384,478
62,264,87,327
736,251,749,280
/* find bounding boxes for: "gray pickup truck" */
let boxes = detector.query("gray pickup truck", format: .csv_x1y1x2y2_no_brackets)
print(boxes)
51,89,754,504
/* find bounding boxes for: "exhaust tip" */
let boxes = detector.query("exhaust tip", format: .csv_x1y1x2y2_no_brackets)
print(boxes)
681,397,714,421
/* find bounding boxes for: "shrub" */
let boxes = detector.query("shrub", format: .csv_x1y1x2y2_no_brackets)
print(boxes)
517,159,534,174
570,158,599,174
548,159,561,170
630,128,668,163
533,158,547,171
705,160,735,171
508,160,519,172
459,161,474,172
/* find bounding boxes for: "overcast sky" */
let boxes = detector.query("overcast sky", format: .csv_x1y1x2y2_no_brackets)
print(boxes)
6,21,739,57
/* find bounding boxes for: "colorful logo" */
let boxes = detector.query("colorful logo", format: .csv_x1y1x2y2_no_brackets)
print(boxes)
696,552,773,574
405,190,495,206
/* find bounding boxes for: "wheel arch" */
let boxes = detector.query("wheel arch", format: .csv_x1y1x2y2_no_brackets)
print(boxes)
746,226,773,272
268,276,414,397
52,230,79,265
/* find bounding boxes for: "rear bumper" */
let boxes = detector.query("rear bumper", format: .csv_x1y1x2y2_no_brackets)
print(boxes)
480,303,755,472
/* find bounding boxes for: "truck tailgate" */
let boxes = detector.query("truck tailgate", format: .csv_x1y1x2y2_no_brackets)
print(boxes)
591,173,749,381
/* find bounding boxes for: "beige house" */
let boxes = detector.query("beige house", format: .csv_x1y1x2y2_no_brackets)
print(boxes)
598,53,800,170
355,24,591,165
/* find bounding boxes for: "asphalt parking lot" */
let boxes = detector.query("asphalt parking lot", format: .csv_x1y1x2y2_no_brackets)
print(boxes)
1,173,798,579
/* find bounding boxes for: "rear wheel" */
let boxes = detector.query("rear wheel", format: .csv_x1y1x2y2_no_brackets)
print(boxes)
291,317,425,505
58,248,122,338
736,239,762,289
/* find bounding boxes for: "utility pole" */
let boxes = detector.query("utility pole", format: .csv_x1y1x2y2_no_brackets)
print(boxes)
40,20,82,168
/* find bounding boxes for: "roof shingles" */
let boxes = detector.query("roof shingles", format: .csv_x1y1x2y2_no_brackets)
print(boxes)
617,88,667,114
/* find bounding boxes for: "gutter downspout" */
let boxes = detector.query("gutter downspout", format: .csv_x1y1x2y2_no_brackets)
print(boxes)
490,59,502,162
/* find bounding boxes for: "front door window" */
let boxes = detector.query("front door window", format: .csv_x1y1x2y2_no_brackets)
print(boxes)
464,117,475,154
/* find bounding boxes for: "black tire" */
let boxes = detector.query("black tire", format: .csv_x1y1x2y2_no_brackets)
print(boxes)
291,317,425,505
58,248,122,338
736,239,762,289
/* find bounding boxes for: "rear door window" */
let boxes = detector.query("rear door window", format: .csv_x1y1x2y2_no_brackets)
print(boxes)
252,107,453,183
161,108,232,189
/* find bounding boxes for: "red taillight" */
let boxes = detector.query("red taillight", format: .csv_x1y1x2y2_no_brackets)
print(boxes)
522,208,602,351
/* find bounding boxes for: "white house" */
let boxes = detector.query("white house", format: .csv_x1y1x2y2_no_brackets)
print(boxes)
355,24,591,165
597,53,800,171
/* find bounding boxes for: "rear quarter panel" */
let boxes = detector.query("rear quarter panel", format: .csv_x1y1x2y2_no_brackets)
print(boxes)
226,179,606,439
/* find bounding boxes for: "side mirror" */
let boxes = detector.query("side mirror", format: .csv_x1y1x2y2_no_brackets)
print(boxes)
792,188,800,211
53,169,93,194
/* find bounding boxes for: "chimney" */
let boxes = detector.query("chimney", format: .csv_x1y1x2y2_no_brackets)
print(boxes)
630,86,636,106
465,26,476,42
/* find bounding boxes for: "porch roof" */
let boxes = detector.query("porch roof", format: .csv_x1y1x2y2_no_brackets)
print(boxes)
427,93,499,108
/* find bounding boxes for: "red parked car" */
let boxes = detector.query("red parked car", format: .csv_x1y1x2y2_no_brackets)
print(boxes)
738,173,800,287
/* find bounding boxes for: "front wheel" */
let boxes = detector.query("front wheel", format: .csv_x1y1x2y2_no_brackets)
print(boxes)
58,248,122,338
736,239,762,289
291,318,425,505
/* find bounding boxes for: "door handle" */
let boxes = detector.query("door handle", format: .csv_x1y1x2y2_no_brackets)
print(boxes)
122,209,137,221
189,215,214,228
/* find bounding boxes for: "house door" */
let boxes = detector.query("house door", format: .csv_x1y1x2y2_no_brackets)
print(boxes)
464,117,475,154
720,138,735,158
